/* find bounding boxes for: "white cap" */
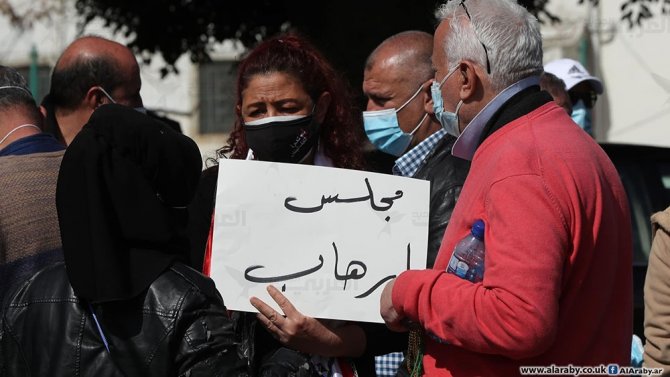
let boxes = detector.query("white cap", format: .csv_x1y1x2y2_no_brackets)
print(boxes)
544,58,603,94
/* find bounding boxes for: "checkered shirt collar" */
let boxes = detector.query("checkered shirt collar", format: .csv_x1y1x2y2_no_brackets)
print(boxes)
393,129,447,177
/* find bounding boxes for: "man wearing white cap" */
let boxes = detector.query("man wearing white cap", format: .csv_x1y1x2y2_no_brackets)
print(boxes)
544,58,603,136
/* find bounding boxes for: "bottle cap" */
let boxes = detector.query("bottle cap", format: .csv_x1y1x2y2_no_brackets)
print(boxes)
471,219,485,240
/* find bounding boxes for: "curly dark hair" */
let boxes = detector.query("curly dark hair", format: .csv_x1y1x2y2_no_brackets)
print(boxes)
216,34,365,170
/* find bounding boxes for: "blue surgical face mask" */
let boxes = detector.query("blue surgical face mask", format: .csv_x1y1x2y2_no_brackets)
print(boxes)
431,68,463,138
571,100,592,135
363,84,428,157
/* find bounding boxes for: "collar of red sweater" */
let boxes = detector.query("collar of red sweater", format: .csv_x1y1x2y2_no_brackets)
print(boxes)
452,75,541,161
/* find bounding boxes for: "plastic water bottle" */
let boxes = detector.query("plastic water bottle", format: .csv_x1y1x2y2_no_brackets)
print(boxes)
446,219,485,283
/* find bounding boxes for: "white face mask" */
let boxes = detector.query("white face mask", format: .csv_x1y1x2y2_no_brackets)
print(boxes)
0,85,32,96
97,86,146,115
431,68,463,138
0,124,42,147
97,86,116,104
0,86,40,149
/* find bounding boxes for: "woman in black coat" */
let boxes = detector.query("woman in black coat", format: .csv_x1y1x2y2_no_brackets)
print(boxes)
0,104,245,377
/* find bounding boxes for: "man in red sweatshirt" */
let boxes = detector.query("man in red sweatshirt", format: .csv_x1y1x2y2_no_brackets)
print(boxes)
379,0,633,375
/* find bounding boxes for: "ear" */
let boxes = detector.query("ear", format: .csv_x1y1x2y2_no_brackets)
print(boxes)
457,61,479,101
421,78,435,115
314,91,332,124
84,87,107,110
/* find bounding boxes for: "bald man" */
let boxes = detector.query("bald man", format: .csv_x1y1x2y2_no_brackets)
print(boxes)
362,31,470,377
41,36,143,145
363,31,469,268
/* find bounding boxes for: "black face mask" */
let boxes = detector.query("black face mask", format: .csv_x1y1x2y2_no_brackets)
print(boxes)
244,115,321,163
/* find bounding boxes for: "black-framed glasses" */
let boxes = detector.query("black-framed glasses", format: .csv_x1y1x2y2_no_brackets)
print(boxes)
458,0,491,74
569,90,598,109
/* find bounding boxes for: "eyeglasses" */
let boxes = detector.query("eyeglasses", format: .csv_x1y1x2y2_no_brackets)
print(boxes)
569,90,598,109
457,0,491,74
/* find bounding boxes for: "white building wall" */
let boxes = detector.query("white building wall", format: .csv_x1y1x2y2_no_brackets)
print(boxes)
542,0,670,147
0,0,242,162
3,1,670,151
596,5,670,146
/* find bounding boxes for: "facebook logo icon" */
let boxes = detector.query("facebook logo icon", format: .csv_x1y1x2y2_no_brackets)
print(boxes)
607,364,619,375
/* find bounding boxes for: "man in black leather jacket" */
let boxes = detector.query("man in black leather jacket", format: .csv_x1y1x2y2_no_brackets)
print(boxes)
363,31,470,268
0,105,245,376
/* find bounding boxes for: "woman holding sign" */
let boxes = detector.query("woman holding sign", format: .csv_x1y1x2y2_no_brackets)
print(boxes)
188,35,400,376
189,34,366,270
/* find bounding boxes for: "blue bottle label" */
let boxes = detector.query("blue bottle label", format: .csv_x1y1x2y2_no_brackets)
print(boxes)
454,260,469,278
448,254,459,271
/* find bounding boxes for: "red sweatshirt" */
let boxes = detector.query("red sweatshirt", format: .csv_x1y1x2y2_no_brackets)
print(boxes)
392,103,632,376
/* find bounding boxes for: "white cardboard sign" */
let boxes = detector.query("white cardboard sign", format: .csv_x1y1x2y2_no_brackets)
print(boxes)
210,160,429,323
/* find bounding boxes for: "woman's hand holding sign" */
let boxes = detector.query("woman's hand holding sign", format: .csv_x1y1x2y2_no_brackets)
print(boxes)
250,285,366,357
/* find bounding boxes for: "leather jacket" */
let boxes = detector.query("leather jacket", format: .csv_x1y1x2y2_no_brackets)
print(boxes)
0,262,245,377
413,135,470,267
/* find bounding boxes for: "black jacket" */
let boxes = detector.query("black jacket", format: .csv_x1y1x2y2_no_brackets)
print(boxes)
412,135,470,268
0,262,245,377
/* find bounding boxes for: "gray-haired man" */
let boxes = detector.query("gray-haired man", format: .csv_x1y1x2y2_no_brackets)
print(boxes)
380,1,632,375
